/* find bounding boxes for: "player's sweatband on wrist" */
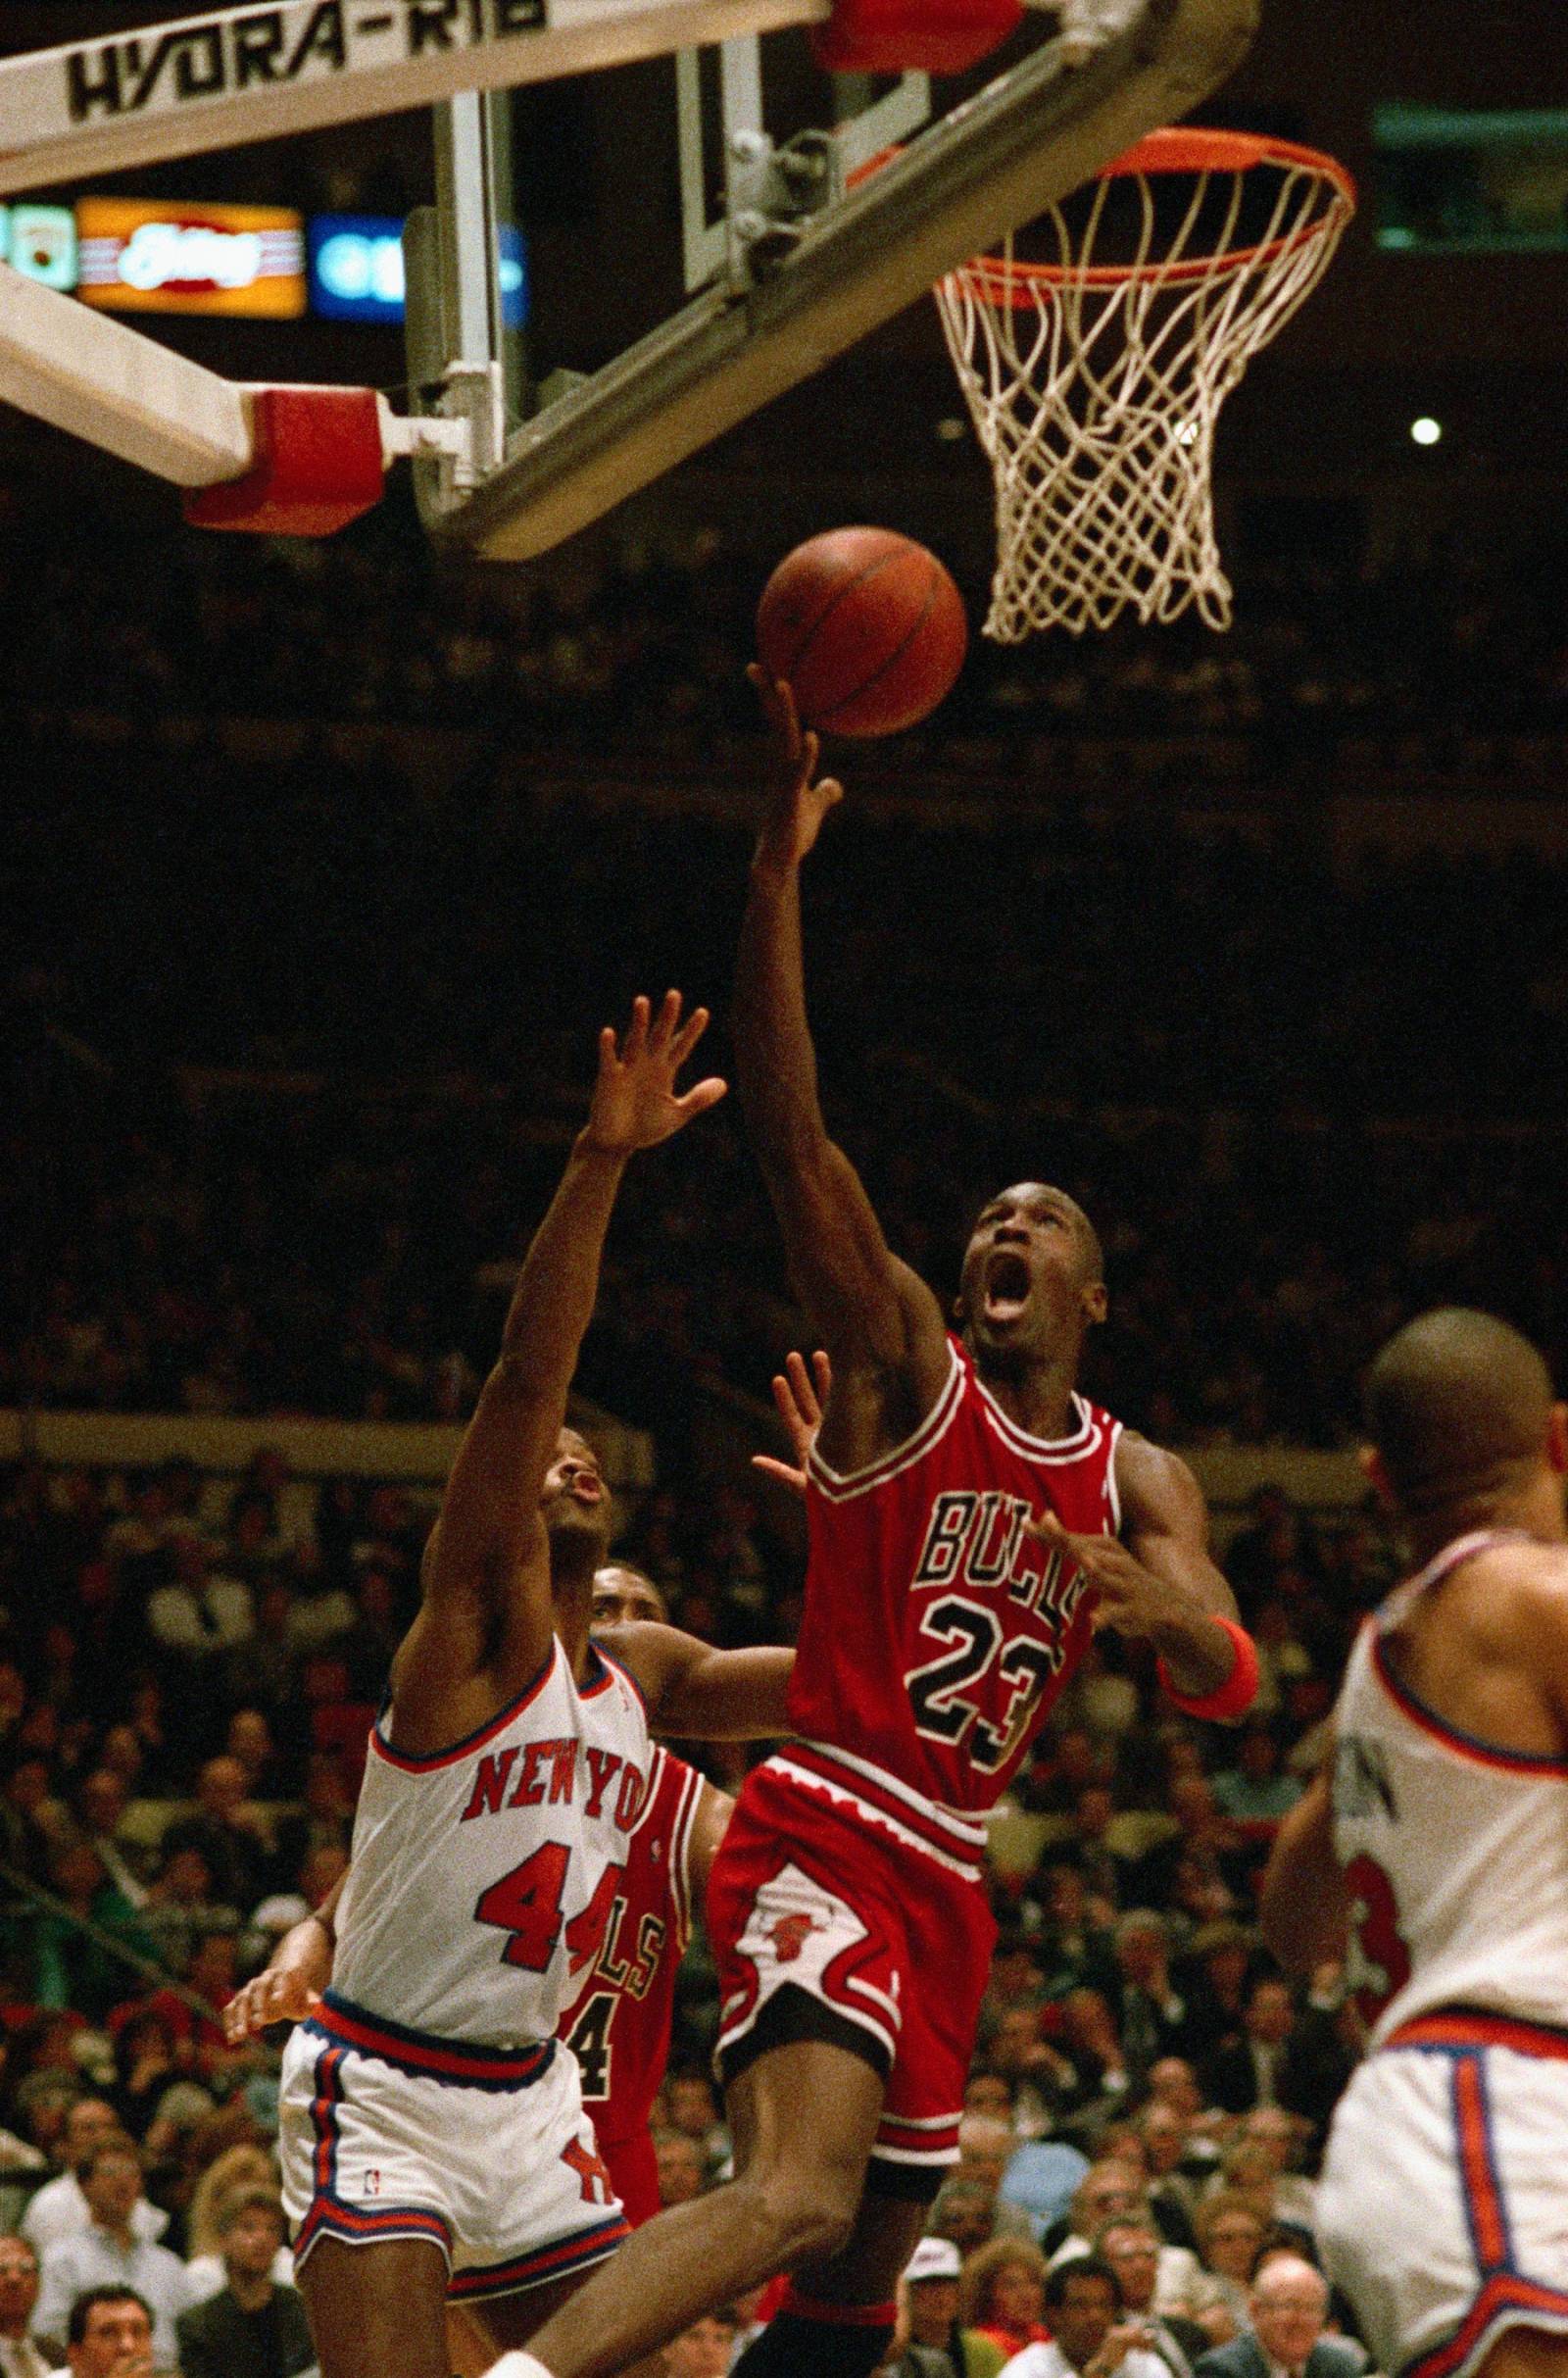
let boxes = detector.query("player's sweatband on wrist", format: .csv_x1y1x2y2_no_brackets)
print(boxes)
1156,1617,1259,1721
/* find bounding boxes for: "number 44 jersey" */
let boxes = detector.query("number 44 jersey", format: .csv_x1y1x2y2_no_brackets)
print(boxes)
786,1335,1123,1815
332,1639,652,2051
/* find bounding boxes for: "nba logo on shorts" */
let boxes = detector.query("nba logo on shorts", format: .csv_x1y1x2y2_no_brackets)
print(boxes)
366,2169,380,2197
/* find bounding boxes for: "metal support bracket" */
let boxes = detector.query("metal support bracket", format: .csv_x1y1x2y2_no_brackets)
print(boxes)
725,127,842,286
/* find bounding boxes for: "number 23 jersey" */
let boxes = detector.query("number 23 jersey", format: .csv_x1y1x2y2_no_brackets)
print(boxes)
786,1335,1123,1814
332,1639,651,2051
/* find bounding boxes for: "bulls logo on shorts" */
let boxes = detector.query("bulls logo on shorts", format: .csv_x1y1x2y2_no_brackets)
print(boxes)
769,1913,816,1964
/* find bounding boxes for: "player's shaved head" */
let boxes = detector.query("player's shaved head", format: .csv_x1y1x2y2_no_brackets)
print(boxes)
1364,1309,1556,1513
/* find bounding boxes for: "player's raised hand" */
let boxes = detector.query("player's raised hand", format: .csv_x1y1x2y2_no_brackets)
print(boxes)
222,1963,322,2044
748,665,844,869
584,993,727,1157
752,1348,832,1495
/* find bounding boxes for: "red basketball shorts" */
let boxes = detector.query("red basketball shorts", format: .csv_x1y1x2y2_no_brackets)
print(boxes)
707,1744,996,2180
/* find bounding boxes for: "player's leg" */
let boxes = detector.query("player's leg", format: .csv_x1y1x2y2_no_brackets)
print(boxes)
298,2236,454,2378
469,2272,667,2378
512,2033,886,2378
728,2174,926,2377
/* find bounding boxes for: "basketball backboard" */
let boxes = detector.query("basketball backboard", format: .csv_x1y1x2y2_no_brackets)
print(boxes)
0,0,1257,559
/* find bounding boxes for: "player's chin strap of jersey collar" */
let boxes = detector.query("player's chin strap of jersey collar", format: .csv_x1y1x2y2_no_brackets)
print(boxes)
1157,1616,1260,1723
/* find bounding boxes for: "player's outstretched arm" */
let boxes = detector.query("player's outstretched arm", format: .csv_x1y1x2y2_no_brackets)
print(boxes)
611,1622,794,1740
1259,1762,1349,1971
1033,1438,1253,1711
413,996,726,1694
736,671,949,1420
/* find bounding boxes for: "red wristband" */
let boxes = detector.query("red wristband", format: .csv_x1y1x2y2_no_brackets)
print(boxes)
1156,1616,1260,1721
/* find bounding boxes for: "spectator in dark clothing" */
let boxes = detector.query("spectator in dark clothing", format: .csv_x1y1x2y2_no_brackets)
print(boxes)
160,1757,270,1913
174,2188,314,2378
1200,1975,1298,2115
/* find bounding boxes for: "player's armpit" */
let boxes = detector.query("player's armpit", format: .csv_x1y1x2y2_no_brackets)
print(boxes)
1259,1763,1349,1972
614,1626,794,1739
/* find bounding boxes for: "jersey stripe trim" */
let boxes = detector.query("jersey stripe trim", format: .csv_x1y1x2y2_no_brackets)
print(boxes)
1383,2008,1568,2062
307,1991,557,2088
669,1759,704,1954
807,1346,964,1502
976,1379,1102,1464
370,1641,561,1773
445,2213,630,2299
1105,1419,1124,1535
789,1740,990,1852
1403,2278,1568,2378
768,1749,986,1880
585,1641,643,1709
1370,1635,1568,1776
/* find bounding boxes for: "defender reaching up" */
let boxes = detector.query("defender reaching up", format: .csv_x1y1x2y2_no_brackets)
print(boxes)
500,681,1255,2378
276,996,790,2378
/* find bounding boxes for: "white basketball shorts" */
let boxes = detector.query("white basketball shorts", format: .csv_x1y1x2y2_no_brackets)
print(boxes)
279,1989,627,2303
1318,2009,1568,2378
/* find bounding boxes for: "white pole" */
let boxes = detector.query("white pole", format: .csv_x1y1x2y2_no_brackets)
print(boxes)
0,261,253,483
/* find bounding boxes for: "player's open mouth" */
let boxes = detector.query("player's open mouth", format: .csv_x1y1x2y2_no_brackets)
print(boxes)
983,1250,1032,1322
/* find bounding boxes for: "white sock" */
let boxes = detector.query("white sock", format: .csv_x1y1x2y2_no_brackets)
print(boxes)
486,2357,554,2378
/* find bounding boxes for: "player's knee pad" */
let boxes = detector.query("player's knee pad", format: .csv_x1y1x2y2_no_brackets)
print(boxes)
731,2292,897,2378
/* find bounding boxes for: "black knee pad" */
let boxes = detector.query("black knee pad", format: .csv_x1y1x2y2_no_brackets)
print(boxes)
731,2306,896,2378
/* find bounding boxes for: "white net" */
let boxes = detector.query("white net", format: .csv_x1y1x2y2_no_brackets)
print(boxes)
935,133,1355,640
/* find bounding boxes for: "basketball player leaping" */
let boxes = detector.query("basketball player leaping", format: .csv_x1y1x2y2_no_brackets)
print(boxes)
270,993,795,2378
493,677,1259,2378
1262,1308,1568,2378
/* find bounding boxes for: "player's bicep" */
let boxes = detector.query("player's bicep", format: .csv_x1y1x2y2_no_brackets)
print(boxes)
620,1628,794,1740
1118,1437,1239,1621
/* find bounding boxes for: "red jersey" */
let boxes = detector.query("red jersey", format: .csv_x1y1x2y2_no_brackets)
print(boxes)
785,1335,1122,1813
560,1744,704,2149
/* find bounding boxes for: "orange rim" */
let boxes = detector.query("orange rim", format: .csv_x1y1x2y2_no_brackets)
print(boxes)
950,125,1356,304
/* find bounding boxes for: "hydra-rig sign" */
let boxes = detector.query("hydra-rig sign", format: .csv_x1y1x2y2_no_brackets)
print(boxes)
0,0,816,194
60,2,544,126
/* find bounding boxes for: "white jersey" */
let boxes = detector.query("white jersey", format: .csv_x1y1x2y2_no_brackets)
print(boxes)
332,1639,651,2050
1331,1529,1568,2047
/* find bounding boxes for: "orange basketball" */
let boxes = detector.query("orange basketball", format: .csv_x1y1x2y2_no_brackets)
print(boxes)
756,526,968,739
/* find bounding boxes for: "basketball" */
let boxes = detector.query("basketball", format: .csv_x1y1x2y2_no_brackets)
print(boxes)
755,527,968,739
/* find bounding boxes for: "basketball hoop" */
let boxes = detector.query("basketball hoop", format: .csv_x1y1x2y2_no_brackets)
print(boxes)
935,126,1355,640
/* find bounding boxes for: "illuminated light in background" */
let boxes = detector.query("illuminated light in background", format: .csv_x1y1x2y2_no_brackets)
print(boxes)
0,202,78,288
1409,416,1443,446
308,215,527,326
